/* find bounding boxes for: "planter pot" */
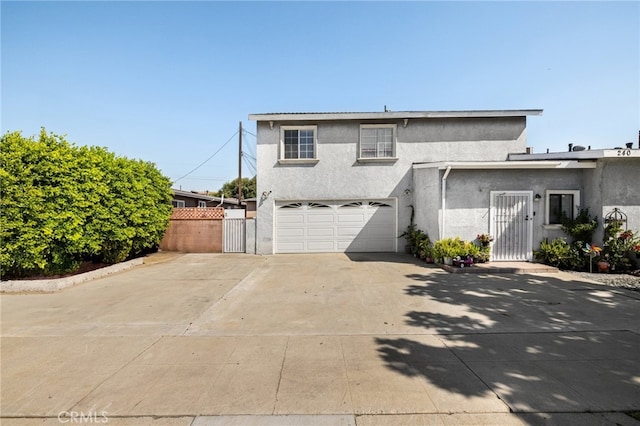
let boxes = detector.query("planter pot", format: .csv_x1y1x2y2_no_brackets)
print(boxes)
598,261,610,273
425,257,434,264
443,257,453,266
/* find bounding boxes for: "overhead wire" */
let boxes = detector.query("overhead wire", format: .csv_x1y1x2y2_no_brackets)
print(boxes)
242,153,257,176
173,130,239,184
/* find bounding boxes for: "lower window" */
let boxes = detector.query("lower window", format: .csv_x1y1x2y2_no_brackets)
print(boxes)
545,190,580,224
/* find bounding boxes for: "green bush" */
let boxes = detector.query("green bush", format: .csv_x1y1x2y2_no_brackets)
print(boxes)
0,129,172,278
533,238,587,269
534,238,570,267
400,224,431,258
433,237,467,260
602,228,640,271
561,208,598,243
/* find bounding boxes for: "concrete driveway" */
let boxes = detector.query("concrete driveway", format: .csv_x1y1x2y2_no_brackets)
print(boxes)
1,253,639,425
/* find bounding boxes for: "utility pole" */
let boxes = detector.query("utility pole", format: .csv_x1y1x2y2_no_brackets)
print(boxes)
238,121,243,205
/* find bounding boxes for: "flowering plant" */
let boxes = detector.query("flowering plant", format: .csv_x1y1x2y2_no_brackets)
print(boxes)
620,230,634,240
477,233,494,245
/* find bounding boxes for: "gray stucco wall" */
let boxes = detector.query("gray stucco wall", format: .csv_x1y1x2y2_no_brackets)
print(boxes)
412,157,640,250
412,167,585,249
583,158,640,243
255,116,528,254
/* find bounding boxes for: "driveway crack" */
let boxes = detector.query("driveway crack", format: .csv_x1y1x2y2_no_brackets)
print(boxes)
272,335,290,414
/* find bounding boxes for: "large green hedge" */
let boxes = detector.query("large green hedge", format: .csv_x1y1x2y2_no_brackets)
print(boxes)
0,129,173,278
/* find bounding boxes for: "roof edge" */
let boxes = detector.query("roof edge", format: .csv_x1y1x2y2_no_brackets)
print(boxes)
412,160,596,170
249,109,543,122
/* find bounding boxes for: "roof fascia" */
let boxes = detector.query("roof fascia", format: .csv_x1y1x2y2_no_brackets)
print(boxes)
510,149,640,161
249,110,543,122
412,160,596,170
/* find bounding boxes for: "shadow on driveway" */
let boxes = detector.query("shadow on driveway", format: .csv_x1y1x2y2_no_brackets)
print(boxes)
376,272,640,415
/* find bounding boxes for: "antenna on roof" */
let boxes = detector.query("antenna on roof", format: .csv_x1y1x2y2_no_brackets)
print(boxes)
384,105,388,112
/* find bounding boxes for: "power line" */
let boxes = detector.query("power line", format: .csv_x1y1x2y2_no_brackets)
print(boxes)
173,130,238,184
242,154,257,176
242,152,257,163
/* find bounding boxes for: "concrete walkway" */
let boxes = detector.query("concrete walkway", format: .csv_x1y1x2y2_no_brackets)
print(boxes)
1,253,639,425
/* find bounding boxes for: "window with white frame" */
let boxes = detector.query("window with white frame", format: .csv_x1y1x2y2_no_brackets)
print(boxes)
172,199,186,208
359,125,395,159
545,190,580,225
280,126,317,160
198,201,207,208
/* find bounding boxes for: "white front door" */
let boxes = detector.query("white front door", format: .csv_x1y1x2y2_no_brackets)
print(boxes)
275,199,396,253
490,191,533,261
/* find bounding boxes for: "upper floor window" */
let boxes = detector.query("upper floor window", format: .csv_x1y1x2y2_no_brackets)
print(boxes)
359,125,396,159
172,199,186,208
198,201,207,208
281,126,317,160
546,190,580,225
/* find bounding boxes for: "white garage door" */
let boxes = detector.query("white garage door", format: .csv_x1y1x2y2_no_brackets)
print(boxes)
275,199,397,253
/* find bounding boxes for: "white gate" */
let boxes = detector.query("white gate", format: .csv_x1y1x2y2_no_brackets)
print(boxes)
223,209,246,253
490,191,533,261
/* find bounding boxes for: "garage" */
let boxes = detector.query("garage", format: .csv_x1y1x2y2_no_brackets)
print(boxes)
275,199,397,253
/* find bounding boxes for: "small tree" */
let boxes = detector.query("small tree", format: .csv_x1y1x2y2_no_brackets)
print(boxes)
214,177,256,199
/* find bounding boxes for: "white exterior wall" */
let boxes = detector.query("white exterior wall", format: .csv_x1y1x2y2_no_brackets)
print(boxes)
255,117,528,254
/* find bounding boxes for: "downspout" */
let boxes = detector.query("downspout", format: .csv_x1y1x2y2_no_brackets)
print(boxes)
441,166,452,239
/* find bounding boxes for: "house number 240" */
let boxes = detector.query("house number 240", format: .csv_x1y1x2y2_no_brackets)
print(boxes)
617,149,632,156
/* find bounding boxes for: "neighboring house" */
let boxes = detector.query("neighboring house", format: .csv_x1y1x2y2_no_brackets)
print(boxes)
172,189,245,211
249,110,639,259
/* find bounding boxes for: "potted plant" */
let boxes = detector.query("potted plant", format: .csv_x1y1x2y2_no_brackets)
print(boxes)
597,254,610,273
476,233,494,247
433,237,466,265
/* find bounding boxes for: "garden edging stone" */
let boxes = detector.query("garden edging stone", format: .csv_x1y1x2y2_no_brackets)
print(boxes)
0,258,144,293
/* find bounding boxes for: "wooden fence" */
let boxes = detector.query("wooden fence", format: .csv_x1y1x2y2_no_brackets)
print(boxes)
159,208,224,253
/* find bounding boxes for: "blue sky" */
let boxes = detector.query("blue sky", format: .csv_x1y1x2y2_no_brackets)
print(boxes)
2,1,638,192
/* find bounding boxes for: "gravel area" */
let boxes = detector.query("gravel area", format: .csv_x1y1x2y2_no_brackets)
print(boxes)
566,270,640,291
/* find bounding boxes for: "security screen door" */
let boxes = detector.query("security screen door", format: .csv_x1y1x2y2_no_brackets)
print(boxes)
490,191,533,261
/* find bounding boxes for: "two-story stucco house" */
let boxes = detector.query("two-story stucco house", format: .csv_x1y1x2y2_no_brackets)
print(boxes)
248,110,640,259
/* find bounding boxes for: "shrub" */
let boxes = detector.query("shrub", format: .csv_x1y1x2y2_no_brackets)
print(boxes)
0,129,172,278
534,238,572,268
561,208,598,243
602,228,640,271
400,224,431,258
433,237,467,260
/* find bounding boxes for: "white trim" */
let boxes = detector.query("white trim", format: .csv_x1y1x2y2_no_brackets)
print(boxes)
277,159,320,165
172,199,186,208
441,166,452,239
279,125,318,161
358,124,397,160
198,200,207,208
249,109,543,122
510,148,640,161
545,190,580,225
413,161,597,170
